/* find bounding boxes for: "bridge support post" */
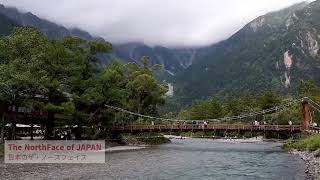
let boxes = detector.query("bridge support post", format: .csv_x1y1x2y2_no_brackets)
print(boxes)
302,100,311,130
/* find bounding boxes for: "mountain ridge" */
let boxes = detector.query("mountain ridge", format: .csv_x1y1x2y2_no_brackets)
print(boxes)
0,4,201,74
1,1,319,105
174,1,320,103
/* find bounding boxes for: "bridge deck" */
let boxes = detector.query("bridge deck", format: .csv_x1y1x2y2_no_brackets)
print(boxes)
112,124,302,132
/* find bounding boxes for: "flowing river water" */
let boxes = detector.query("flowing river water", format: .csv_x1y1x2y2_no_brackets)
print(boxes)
0,138,305,180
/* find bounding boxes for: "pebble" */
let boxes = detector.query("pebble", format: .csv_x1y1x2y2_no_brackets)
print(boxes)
291,150,320,180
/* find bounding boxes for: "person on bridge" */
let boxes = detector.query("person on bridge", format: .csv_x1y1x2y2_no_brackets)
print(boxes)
204,121,208,128
183,121,187,129
288,120,292,126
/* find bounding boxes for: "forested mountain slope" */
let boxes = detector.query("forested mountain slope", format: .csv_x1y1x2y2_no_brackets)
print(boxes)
174,1,320,103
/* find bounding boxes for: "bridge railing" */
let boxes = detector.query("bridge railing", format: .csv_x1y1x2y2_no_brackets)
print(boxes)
112,124,302,131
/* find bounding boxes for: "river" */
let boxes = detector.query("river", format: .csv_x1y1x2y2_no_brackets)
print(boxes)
0,138,305,180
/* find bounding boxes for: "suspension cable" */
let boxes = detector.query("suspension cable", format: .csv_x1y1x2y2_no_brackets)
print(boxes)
105,98,300,122
303,97,320,112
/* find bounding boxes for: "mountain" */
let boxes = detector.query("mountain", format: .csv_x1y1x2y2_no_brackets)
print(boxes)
0,4,96,40
0,12,18,35
111,43,207,74
2,2,318,105
0,4,202,74
174,1,320,103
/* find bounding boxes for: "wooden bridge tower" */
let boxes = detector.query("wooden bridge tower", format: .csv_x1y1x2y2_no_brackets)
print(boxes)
302,99,311,130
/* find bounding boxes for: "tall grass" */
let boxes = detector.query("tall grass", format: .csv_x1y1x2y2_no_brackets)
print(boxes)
283,134,320,152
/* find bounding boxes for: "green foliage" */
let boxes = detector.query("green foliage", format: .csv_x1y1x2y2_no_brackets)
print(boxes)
176,91,303,124
268,107,300,124
182,98,223,120
0,28,97,139
44,103,64,113
89,41,112,55
125,57,168,116
257,91,281,110
61,101,76,115
298,80,320,100
283,134,320,152
0,27,48,110
0,27,167,139
120,133,170,145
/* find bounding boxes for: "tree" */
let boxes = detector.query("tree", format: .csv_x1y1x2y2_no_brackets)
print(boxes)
298,80,320,100
257,91,281,110
0,27,49,139
0,27,113,139
125,57,167,118
127,74,167,116
225,98,252,116
39,37,111,139
182,98,224,120
79,62,127,128
0,27,168,140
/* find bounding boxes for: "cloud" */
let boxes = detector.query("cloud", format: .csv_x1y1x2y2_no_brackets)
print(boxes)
0,0,306,47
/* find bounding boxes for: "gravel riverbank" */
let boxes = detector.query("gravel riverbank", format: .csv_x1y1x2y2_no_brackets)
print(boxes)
291,150,320,180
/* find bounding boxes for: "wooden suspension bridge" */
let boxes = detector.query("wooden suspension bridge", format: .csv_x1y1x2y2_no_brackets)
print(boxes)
6,97,320,138
110,97,320,134
112,124,303,133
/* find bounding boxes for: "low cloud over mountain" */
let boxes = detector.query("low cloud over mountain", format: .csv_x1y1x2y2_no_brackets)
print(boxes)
0,0,306,47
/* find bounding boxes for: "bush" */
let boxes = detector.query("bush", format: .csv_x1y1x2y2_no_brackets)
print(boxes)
121,133,170,145
283,134,320,152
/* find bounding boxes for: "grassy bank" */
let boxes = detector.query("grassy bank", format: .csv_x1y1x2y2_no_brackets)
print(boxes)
120,133,170,145
283,134,320,152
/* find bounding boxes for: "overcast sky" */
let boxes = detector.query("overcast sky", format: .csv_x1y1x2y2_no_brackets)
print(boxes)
0,0,308,47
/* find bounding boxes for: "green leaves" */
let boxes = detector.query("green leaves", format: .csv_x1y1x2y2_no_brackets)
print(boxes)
0,27,169,138
298,80,320,99
126,73,166,115
61,101,76,115
257,91,281,110
44,103,64,113
88,41,112,55
180,98,223,120
176,91,296,122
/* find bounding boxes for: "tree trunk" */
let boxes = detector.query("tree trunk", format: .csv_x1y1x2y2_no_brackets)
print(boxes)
0,113,4,143
0,127,4,144
11,123,16,140
44,112,54,140
30,121,34,140
11,106,18,140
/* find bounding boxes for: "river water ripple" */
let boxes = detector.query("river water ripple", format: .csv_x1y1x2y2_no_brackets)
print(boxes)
0,138,305,180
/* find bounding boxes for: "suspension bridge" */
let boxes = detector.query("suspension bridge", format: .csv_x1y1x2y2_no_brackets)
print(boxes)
108,97,320,134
